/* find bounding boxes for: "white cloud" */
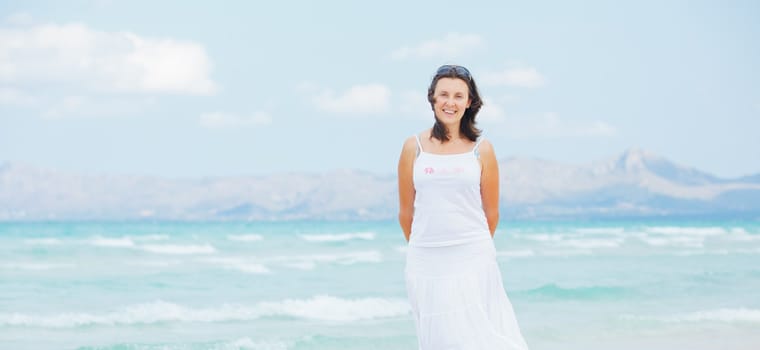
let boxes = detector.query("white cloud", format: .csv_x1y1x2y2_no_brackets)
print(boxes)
501,112,616,138
199,112,272,129
390,33,484,61
478,97,506,122
0,87,35,105
295,81,320,93
482,67,545,88
0,21,217,95
5,12,34,26
42,95,154,119
399,90,431,120
501,94,522,104
311,84,391,115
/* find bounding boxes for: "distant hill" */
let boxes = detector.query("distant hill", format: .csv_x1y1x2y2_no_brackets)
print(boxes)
500,149,760,219
738,173,760,184
1,149,759,221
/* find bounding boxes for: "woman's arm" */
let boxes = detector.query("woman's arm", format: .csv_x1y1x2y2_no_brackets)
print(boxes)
397,136,417,242
479,140,500,237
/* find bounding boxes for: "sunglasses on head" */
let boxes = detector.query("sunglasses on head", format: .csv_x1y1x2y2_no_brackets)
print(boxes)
436,65,472,80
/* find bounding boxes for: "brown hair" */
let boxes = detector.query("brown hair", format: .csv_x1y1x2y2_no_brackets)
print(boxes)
426,65,483,142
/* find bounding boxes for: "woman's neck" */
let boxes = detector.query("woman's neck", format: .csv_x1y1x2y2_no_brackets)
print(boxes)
431,122,464,143
446,127,462,142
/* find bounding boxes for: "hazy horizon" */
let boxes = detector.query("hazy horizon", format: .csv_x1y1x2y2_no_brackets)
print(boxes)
2,146,759,180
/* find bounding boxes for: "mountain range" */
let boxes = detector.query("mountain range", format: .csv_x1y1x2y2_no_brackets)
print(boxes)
1,149,759,221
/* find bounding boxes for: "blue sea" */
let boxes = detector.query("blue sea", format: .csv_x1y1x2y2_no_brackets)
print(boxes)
1,220,759,350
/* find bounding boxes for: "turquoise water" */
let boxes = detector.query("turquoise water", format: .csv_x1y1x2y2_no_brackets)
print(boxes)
1,220,759,349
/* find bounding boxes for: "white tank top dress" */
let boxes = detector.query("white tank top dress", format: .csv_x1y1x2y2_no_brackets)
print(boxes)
405,134,529,350
409,134,491,247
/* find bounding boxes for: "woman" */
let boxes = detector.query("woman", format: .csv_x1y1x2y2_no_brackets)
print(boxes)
398,65,529,349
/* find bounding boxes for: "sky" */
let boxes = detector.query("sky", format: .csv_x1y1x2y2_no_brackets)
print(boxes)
1,0,758,179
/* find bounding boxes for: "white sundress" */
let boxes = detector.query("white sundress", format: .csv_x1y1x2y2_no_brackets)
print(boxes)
406,134,529,350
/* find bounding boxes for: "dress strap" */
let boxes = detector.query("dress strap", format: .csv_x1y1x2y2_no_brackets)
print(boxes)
414,134,424,156
473,137,485,159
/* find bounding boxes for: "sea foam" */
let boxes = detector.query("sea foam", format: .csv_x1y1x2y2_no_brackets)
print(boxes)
573,227,626,235
256,295,409,321
23,238,63,245
516,233,566,242
227,234,264,242
645,226,727,236
521,283,632,300
0,295,410,328
273,250,383,269
202,257,271,274
496,249,535,258
638,236,704,248
557,238,624,249
299,232,375,242
89,236,136,247
1,262,74,271
623,308,760,323
140,244,216,255
78,337,288,350
130,234,170,242
80,338,289,350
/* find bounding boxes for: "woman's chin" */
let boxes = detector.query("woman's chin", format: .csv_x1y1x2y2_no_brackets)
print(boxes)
436,115,461,125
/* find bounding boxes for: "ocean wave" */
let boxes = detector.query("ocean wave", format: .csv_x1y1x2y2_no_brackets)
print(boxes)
540,249,593,256
130,234,170,242
299,232,375,242
282,261,317,270
514,233,565,242
622,308,760,323
0,295,410,328
140,244,216,255
0,262,74,271
273,250,383,269
496,249,535,258
673,248,760,256
518,283,632,300
644,226,727,236
573,227,626,235
227,234,264,242
514,233,625,250
197,251,384,272
210,338,288,350
202,257,271,274
725,228,760,241
556,238,624,249
77,338,288,350
89,236,136,248
23,238,63,245
673,249,728,256
126,260,182,268
639,236,704,248
256,295,409,321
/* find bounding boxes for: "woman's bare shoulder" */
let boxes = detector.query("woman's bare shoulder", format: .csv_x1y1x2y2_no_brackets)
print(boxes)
402,129,431,151
402,135,417,151
478,138,495,153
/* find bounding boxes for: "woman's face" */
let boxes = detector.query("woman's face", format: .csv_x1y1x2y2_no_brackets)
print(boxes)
432,77,471,127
